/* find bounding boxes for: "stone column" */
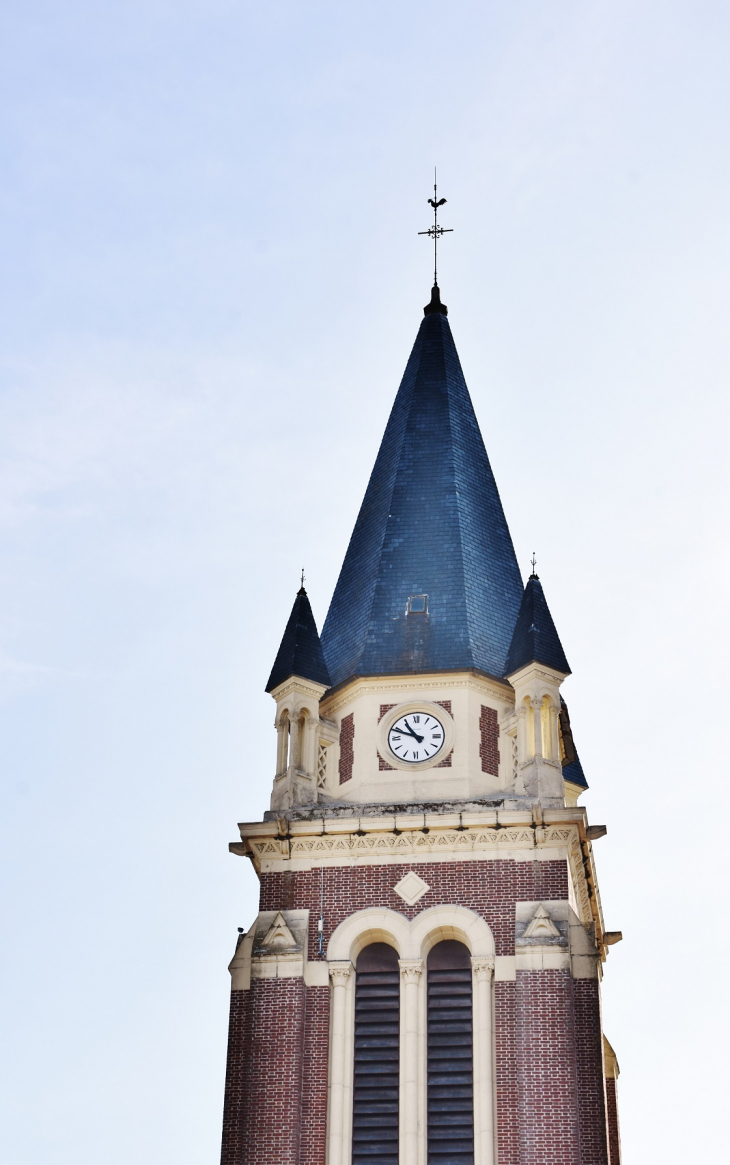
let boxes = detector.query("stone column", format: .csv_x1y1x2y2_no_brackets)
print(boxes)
531,697,543,759
471,956,496,1165
275,716,289,777
327,961,353,1165
288,713,300,774
516,701,529,763
301,712,317,778
399,959,424,1165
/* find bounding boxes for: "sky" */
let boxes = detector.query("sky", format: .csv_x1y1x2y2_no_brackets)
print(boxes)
1,1,729,1160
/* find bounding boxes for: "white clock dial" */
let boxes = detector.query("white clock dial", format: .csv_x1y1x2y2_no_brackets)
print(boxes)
388,712,445,764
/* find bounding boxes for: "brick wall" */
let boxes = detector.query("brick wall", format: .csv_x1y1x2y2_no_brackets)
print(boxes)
220,989,251,1165
338,713,354,784
606,1077,621,1164
495,980,519,1165
574,979,610,1164
223,857,614,1164
299,985,329,1165
480,705,500,775
239,977,306,1164
259,858,570,961
516,968,581,1165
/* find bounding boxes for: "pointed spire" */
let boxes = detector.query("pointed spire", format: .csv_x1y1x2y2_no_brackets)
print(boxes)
321,309,524,687
505,573,571,677
265,587,331,693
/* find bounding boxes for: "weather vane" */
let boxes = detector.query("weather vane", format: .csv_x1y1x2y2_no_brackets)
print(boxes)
418,168,453,286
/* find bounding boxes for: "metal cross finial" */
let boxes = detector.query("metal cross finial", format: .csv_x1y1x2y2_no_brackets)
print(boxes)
418,168,453,286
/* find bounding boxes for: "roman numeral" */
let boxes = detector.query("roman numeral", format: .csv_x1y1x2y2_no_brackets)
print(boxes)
413,715,420,723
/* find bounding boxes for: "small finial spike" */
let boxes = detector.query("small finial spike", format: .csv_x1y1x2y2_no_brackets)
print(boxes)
530,552,538,579
300,567,306,591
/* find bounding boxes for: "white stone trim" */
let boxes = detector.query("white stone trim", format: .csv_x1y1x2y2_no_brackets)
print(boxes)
393,870,431,906
321,670,513,718
514,947,571,972
326,906,496,1165
327,961,354,1165
494,955,516,981
399,959,424,1165
471,956,496,1165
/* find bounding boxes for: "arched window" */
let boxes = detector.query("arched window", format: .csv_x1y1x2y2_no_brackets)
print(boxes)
427,940,474,1164
352,943,400,1165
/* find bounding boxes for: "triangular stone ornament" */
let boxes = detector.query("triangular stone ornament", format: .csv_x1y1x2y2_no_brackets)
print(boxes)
524,903,561,939
393,871,431,907
262,912,297,949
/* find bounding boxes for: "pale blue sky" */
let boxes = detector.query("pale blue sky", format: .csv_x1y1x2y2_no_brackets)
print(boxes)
1,2,728,1161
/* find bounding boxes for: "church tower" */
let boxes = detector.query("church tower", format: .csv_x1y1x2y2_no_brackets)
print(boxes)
220,280,622,1165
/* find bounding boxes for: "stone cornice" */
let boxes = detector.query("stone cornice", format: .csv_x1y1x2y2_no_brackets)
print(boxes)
230,805,608,959
320,670,514,718
269,675,330,703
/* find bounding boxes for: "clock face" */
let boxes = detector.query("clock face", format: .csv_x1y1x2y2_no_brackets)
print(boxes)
387,712,445,764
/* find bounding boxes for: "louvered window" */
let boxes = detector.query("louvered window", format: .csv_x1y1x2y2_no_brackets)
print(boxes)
427,940,474,1164
352,943,400,1165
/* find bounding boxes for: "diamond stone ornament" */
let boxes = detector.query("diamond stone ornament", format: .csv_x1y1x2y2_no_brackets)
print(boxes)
393,870,431,906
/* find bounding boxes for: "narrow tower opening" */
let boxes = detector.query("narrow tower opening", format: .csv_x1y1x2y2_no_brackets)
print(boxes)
427,940,474,1164
352,942,400,1165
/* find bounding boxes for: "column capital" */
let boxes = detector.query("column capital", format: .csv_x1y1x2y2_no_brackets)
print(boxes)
398,958,424,982
328,960,353,986
471,955,495,981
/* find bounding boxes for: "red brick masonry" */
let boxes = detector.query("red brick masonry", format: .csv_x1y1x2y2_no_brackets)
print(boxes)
338,713,354,784
606,1076,621,1164
480,705,500,775
220,857,615,1165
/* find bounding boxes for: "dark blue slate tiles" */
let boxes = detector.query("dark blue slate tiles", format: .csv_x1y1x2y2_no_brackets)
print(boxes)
321,311,524,687
266,588,331,693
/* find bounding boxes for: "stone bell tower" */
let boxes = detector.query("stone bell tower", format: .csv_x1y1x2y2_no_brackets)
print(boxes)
220,281,623,1165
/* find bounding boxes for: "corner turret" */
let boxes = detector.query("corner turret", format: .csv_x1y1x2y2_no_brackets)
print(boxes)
506,573,571,807
266,588,336,811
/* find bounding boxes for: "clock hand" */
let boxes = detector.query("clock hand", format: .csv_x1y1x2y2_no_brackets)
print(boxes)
399,720,424,744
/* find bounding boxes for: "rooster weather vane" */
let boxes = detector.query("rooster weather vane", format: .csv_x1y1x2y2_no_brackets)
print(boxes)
418,168,453,287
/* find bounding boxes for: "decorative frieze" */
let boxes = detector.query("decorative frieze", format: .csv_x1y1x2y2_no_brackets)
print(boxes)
233,816,604,946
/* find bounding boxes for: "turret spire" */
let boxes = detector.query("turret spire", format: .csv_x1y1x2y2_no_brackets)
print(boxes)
265,587,330,693
505,573,571,677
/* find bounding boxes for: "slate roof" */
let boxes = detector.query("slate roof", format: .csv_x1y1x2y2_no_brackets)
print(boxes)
320,307,524,688
505,574,571,677
265,588,331,693
563,754,588,790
